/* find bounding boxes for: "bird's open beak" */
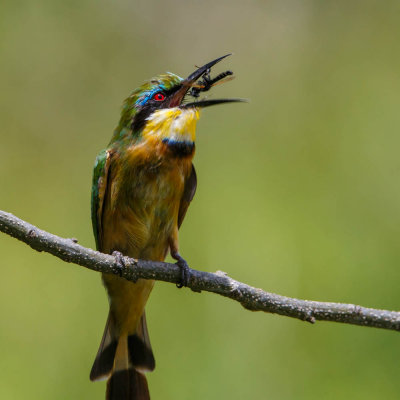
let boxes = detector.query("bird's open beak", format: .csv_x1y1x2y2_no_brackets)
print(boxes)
169,54,246,108
184,54,232,85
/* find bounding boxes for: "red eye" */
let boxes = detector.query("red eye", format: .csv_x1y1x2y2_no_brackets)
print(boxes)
153,93,165,101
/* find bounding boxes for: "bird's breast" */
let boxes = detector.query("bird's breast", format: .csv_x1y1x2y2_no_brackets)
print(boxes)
102,145,193,261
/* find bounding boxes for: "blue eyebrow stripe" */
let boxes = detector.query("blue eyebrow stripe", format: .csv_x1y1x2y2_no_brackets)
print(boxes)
137,89,158,106
137,84,168,106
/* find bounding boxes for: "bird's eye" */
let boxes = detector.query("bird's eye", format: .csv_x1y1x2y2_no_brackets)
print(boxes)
153,93,166,101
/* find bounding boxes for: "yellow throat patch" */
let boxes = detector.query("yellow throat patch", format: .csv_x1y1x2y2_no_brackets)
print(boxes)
142,107,200,145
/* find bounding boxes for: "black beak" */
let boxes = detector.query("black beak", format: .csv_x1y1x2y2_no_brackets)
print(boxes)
184,53,232,85
169,54,246,108
182,98,246,109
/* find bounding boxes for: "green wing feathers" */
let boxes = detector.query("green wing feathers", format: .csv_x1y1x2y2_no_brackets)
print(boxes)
91,149,112,251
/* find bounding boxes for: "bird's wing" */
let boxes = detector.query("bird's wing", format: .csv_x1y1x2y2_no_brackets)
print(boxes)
91,149,113,251
178,163,197,228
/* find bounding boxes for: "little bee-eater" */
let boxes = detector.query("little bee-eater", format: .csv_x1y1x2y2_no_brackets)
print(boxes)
90,54,243,399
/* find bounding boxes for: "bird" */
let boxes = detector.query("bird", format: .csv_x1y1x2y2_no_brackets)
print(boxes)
90,54,243,399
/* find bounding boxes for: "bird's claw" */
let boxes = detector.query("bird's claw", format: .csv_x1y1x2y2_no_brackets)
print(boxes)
176,258,191,288
112,251,126,277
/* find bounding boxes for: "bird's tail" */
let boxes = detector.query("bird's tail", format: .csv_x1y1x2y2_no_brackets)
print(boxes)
90,311,155,400
106,368,149,400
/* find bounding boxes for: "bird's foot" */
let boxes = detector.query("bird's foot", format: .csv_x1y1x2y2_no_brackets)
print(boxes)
112,251,126,277
173,254,191,288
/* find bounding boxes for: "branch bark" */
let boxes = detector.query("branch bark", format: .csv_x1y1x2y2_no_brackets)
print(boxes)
1,209,399,332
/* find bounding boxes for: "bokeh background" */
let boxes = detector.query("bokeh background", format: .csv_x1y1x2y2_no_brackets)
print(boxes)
1,1,400,399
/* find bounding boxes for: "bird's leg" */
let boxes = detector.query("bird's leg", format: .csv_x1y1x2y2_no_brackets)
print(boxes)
111,250,126,277
171,250,191,288
169,228,191,288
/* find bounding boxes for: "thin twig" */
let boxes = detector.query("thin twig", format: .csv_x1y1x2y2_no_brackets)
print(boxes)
0,210,399,332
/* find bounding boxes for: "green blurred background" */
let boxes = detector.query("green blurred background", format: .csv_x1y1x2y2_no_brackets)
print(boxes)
1,1,400,399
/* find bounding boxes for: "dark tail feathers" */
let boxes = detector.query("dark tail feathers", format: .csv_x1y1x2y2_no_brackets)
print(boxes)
106,369,150,400
90,311,155,399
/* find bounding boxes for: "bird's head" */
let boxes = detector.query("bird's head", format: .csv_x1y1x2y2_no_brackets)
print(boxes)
112,54,244,154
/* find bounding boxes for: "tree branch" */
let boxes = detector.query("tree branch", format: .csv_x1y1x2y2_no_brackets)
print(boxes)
1,209,399,332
